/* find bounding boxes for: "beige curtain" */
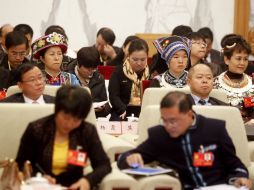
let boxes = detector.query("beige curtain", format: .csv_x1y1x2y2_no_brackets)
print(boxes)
234,0,250,40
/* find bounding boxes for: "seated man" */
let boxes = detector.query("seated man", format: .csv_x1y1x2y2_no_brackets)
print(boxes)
187,63,227,105
117,91,251,189
68,47,110,117
94,27,120,66
0,63,54,103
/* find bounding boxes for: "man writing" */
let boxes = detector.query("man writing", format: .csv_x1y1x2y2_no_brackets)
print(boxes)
117,91,251,189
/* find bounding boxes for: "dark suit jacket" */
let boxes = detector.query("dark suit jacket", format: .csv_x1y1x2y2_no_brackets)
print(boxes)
118,114,248,189
0,93,55,103
187,94,228,105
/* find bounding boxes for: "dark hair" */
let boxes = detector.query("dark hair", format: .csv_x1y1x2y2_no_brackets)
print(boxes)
187,32,206,42
160,91,192,113
77,47,100,68
55,85,92,119
128,38,149,55
221,34,251,59
45,25,68,40
96,27,116,45
15,63,37,82
5,31,29,50
14,24,33,38
172,25,193,37
197,27,213,42
123,35,140,48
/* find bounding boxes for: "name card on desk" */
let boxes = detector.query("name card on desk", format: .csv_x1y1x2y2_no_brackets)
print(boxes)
96,121,138,135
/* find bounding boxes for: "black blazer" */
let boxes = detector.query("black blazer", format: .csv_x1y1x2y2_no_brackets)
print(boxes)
16,114,111,187
187,94,228,105
118,114,248,189
0,93,55,103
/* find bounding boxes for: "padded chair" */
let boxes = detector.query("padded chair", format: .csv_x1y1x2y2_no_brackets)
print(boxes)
0,103,96,160
97,66,115,80
141,87,228,111
133,105,254,183
6,85,90,97
119,87,228,145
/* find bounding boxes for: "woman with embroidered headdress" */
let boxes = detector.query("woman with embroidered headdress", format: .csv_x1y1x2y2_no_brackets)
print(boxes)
150,35,191,88
108,38,150,121
31,32,79,85
214,34,254,121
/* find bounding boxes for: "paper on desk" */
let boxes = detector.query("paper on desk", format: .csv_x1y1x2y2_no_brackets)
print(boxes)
195,184,249,190
93,101,108,108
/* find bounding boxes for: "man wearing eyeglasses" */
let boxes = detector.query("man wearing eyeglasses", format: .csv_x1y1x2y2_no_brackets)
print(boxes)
117,91,251,190
0,31,29,71
0,64,54,104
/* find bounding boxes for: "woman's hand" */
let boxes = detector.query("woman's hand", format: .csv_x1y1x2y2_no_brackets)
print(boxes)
119,111,126,120
69,178,90,190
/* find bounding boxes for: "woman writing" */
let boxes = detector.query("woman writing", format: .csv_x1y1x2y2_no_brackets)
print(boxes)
16,85,111,189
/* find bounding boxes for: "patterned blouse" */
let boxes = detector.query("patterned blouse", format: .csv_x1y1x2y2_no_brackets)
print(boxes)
44,71,80,86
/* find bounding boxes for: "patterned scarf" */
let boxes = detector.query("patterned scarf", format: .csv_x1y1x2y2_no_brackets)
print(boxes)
123,59,149,105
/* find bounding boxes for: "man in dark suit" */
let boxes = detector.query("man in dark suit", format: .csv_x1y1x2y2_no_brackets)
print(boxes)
1,64,54,103
117,91,251,189
187,63,227,105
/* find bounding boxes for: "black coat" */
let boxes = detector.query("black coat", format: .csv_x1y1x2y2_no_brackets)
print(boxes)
0,93,55,103
118,114,248,189
108,65,133,115
16,114,111,187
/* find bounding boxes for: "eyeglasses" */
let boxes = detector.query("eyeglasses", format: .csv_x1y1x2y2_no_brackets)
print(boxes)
22,76,45,84
159,118,180,126
10,51,26,57
192,41,207,47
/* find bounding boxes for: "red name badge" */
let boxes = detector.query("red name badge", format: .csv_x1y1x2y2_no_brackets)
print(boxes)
243,96,254,108
67,150,87,167
193,152,213,167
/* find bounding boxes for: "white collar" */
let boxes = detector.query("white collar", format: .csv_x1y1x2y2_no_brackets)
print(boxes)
23,94,45,104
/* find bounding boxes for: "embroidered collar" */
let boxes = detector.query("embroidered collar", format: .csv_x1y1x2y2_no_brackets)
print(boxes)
160,70,188,88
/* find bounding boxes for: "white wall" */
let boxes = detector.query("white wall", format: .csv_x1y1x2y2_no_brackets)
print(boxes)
0,0,234,52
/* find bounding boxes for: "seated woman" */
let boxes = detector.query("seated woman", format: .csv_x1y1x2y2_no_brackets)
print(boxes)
150,35,190,88
31,32,79,85
214,34,253,121
108,38,150,121
16,85,111,189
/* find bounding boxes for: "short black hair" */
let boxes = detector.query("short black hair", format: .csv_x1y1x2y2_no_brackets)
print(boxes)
221,34,251,59
123,35,140,48
14,24,33,38
55,85,92,119
172,25,193,37
77,47,100,68
197,27,213,42
5,31,29,50
160,91,192,113
187,32,206,42
128,38,149,55
15,63,38,82
96,27,116,45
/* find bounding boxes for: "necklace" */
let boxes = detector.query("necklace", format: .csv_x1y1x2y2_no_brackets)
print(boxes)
223,73,248,88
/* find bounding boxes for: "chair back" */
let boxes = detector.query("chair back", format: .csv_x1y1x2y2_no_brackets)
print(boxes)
0,103,96,159
141,87,228,111
6,85,90,97
97,66,115,80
